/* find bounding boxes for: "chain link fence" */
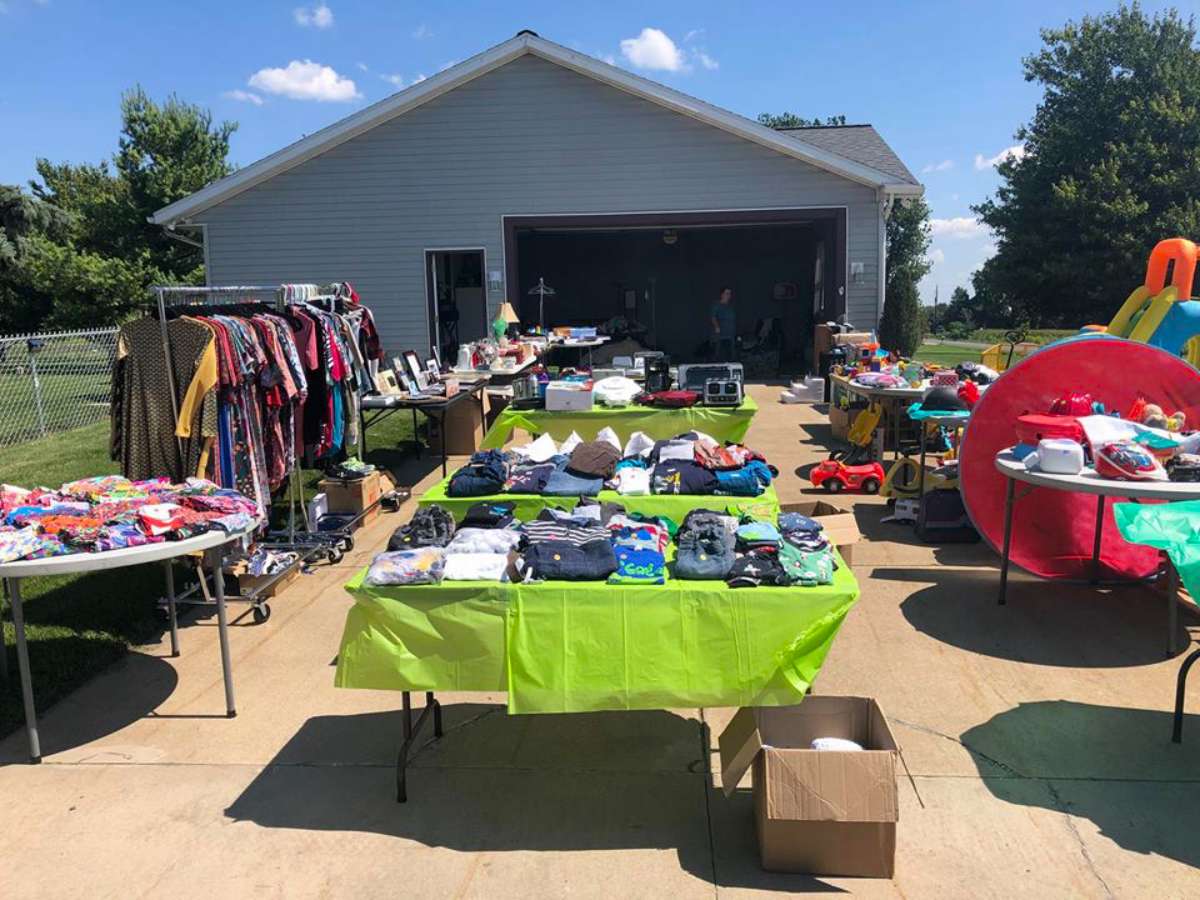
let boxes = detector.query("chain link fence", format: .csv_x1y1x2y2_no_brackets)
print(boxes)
0,327,119,448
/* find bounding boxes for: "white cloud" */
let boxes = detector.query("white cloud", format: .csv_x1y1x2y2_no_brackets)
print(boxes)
683,28,704,43
356,61,368,72
927,248,946,265
223,89,263,106
380,73,404,88
248,60,360,102
974,143,1026,170
600,53,617,66
411,73,427,85
293,3,333,28
620,28,687,72
438,59,460,72
694,50,719,70
930,216,989,239
921,159,953,174
412,23,432,39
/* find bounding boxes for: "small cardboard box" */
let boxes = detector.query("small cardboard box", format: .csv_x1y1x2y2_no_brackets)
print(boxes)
318,470,381,528
719,698,899,878
545,381,594,411
427,398,484,455
778,500,862,565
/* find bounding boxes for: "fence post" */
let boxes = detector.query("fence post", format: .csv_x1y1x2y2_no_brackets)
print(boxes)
26,338,47,438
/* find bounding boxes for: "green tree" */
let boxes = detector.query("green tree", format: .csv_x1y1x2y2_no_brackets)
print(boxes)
878,275,924,355
756,113,848,128
974,4,1200,327
878,198,932,354
4,88,236,330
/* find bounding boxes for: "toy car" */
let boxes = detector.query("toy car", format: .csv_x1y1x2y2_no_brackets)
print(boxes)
810,459,885,494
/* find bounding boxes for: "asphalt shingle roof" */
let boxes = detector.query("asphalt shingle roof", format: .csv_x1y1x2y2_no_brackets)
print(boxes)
778,125,920,186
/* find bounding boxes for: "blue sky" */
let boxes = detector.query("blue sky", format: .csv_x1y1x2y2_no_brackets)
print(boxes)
0,0,1182,304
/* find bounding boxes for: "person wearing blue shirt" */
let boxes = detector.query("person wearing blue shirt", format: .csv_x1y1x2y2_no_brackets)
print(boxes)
710,286,736,361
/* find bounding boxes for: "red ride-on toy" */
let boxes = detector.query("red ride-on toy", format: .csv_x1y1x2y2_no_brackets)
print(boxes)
810,458,885,494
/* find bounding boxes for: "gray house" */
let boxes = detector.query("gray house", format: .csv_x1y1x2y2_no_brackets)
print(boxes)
152,31,922,363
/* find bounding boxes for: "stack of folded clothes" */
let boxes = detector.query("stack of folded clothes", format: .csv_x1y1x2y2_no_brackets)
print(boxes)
361,501,841,589
0,476,261,562
447,450,511,497
444,429,778,500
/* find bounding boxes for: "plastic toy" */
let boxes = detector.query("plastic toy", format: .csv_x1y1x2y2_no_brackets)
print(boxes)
1099,238,1200,366
810,458,885,493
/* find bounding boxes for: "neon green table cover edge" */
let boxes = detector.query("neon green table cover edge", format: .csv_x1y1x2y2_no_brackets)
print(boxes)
335,552,859,714
479,396,759,449
417,476,781,523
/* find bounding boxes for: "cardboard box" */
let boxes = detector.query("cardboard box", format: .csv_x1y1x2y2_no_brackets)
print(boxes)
778,499,862,565
829,405,851,441
427,398,484,455
719,698,899,878
318,470,381,528
545,382,594,411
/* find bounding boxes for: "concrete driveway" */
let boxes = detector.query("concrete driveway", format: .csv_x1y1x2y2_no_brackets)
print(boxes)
2,384,1198,898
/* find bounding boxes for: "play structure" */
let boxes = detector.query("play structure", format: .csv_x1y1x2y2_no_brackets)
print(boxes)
959,335,1200,581
1098,238,1200,366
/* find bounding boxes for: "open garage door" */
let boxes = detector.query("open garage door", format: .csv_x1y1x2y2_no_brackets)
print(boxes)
504,209,846,372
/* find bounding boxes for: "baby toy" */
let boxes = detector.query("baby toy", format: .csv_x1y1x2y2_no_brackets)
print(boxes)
810,458,885,494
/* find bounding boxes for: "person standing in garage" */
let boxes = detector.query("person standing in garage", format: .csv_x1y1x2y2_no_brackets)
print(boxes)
710,286,737,362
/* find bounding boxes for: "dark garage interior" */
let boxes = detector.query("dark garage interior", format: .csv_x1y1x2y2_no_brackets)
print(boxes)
509,212,845,372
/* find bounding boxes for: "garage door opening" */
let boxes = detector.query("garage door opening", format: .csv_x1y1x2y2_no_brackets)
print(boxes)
505,210,845,373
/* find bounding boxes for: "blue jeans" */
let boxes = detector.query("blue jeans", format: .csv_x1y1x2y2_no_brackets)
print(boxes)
715,337,736,362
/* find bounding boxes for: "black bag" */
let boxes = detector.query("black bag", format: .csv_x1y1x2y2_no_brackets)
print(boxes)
917,489,980,543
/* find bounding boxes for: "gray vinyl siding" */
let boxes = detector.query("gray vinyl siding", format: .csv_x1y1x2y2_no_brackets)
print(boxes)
198,54,883,353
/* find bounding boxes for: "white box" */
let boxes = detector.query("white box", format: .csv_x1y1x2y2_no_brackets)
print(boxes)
545,382,594,411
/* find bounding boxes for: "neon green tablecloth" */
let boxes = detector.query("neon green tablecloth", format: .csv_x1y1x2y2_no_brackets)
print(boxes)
479,396,758,449
417,475,781,523
334,551,859,713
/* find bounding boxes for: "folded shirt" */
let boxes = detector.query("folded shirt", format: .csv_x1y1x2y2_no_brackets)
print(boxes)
388,505,456,549
608,544,666,585
567,440,622,479
778,543,835,586
505,463,556,494
522,538,617,581
714,468,764,496
656,438,696,463
778,512,823,534
364,548,445,585
726,551,790,588
520,519,610,546
447,527,524,554
543,468,604,497
513,432,560,464
614,467,650,495
460,501,516,529
652,461,717,495
736,521,782,552
443,552,511,582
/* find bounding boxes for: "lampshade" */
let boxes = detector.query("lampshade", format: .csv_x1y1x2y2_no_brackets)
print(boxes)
498,301,520,323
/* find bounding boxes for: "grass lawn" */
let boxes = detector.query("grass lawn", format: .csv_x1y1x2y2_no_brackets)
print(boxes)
1,411,417,738
912,341,985,368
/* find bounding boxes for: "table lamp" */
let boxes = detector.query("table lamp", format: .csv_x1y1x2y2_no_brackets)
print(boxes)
493,301,520,343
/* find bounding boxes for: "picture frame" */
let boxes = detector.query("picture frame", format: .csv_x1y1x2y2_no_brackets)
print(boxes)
375,370,402,395
403,350,424,386
426,358,440,381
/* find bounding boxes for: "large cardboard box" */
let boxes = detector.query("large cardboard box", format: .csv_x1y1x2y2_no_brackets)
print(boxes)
778,499,862,565
719,698,899,878
829,405,851,441
318,470,382,528
427,398,484,455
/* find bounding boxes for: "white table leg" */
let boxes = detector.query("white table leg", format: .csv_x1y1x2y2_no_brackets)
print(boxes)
7,578,41,762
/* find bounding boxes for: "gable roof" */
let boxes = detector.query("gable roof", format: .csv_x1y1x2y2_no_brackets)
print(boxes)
778,125,919,186
151,32,922,226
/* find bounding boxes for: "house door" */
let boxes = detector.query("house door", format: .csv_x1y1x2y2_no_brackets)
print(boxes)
426,249,487,366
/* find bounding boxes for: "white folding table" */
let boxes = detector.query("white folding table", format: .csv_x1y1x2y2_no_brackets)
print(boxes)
994,450,1200,654
0,525,255,762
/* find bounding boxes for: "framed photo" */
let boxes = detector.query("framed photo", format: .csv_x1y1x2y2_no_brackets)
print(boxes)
426,358,440,381
430,343,442,371
375,370,402,395
391,356,408,381
403,350,424,386
401,374,421,397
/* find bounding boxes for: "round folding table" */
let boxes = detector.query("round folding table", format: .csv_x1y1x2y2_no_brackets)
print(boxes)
0,525,255,762
993,450,1200,654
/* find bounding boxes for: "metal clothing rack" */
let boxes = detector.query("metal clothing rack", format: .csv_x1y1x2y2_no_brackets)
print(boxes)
149,284,345,621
